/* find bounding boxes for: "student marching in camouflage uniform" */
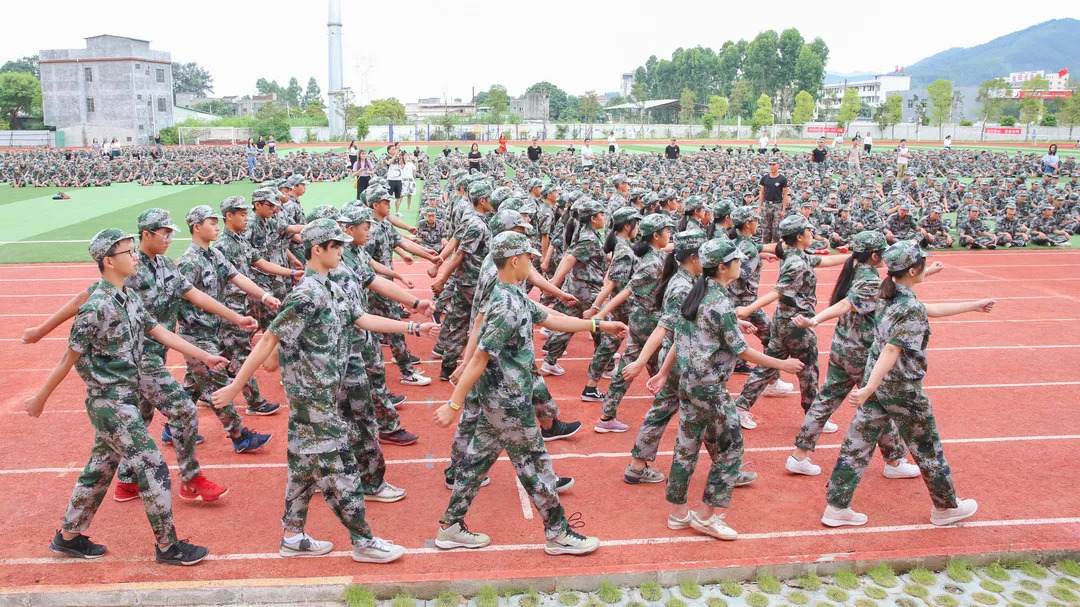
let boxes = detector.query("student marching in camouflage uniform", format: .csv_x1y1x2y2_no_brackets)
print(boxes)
26,229,212,565
823,240,991,528
417,205,445,250
281,175,309,261
248,188,305,328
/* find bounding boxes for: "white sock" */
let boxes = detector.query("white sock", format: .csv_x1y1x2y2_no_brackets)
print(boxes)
284,533,305,543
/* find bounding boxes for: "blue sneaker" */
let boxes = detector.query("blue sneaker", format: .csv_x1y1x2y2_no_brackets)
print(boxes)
232,428,272,453
161,424,205,446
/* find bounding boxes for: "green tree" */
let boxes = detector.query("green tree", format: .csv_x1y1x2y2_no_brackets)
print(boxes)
792,90,815,125
926,79,953,138
355,116,370,140
255,78,285,99
190,99,235,116
976,78,1011,140
172,62,214,97
729,78,752,119
708,95,729,124
742,30,780,101
874,93,903,138
0,71,42,128
794,45,825,98
328,87,363,127
0,55,39,78
678,87,697,123
579,91,602,122
364,97,407,123
835,87,861,128
750,94,774,131
630,80,650,123
302,101,328,124
1019,75,1049,131
604,95,626,107
701,113,715,135
283,77,303,108
303,77,322,107
1059,79,1080,137
486,84,510,123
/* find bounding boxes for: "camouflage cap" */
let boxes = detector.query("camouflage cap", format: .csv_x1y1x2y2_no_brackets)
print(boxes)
286,174,309,187
851,231,887,254
882,239,925,273
301,218,351,248
220,196,252,213
526,178,543,191
342,199,363,212
732,206,761,225
423,206,439,215
575,198,604,215
683,195,706,213
899,203,913,212
1038,203,1054,211
612,206,642,225
711,199,735,219
502,197,539,215
800,201,813,208
306,204,347,223
929,205,943,214
767,156,780,164
488,209,535,235
1004,201,1018,210
367,185,391,203
341,205,374,225
612,176,626,187
491,230,540,260
185,205,223,226
469,181,493,203
779,214,811,237
658,188,678,202
137,208,181,232
699,238,745,267
540,183,557,198
252,188,278,204
259,180,278,189
89,228,136,262
674,229,707,253
639,213,675,238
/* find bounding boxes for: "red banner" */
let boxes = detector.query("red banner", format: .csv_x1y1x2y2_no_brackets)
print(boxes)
985,127,1022,135
1014,90,1073,99
806,126,845,133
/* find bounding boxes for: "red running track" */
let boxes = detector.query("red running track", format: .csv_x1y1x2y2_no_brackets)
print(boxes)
0,250,1079,592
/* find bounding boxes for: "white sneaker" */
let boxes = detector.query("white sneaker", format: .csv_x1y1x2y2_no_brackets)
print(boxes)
763,378,796,397
401,373,431,386
540,362,565,376
823,420,839,433
545,529,600,555
785,455,822,476
279,533,333,557
821,505,868,527
435,522,491,549
444,476,491,490
539,327,552,337
689,511,738,540
883,459,921,479
930,498,978,526
738,408,758,430
367,482,406,503
351,537,405,563
667,512,693,530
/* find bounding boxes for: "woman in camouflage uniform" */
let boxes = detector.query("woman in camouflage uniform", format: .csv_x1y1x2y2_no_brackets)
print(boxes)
822,240,993,528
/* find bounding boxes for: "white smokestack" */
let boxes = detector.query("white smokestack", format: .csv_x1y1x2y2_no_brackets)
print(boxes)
327,0,344,139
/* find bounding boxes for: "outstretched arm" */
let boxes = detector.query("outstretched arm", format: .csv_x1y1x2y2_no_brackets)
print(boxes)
23,291,90,343
924,299,995,318
23,348,81,417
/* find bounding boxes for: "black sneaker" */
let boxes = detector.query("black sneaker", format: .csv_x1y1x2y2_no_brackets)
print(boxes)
432,310,443,324
581,386,605,402
246,401,281,416
439,370,452,382
390,394,407,406
155,539,209,566
733,361,752,374
50,531,107,559
542,419,581,442
408,354,421,364
555,477,575,493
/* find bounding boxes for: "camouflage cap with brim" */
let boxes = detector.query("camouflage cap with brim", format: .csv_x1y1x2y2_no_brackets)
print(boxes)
286,174,309,187
711,199,735,219
259,180,279,189
306,205,347,223
341,206,374,225
252,188,279,204
612,206,642,225
882,240,925,273
851,230,887,254
575,199,604,215
683,195,706,213
674,229,707,253
639,213,675,238
658,188,678,202
779,214,811,237
89,228,136,262
301,218,351,248
540,183,557,198
488,209,535,235
469,181,493,202
768,157,780,164
491,230,540,260
1038,203,1054,211
366,186,391,203
185,205,223,226
220,196,252,213
732,206,761,225
137,208,181,232
929,205,943,214
501,197,538,215
1005,202,1018,210
526,178,543,191
423,206,439,215
699,238,746,267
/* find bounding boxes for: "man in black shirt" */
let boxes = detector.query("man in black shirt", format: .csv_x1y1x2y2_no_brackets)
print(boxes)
810,138,828,180
664,138,680,162
527,138,542,162
758,157,790,243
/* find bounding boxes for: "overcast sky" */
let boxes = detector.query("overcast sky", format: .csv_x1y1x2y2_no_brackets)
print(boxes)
4,1,1073,103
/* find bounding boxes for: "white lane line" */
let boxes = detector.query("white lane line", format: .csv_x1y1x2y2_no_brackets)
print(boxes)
3,516,1078,566
0,238,193,245
514,478,535,520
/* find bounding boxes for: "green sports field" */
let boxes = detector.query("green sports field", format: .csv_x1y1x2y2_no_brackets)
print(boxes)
1,143,1076,264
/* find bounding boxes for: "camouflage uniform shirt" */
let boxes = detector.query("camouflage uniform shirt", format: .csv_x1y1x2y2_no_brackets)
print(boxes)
70,281,156,399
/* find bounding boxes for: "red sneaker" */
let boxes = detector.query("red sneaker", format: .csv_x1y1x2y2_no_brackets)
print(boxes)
114,482,140,502
379,429,419,446
836,246,850,254
179,474,229,502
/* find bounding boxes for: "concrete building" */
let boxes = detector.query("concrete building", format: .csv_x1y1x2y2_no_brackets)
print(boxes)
405,98,476,120
510,92,550,121
818,73,911,121
899,85,981,124
39,35,173,146
1004,69,1073,98
621,73,635,97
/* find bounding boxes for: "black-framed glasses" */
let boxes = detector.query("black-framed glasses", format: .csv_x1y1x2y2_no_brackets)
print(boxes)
109,248,137,258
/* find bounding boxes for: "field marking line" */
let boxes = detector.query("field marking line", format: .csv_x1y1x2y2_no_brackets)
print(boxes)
514,477,535,520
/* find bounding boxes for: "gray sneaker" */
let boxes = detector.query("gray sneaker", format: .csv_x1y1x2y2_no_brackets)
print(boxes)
624,463,666,484
435,522,491,550
279,533,333,557
367,482,406,503
351,537,404,563
544,529,600,556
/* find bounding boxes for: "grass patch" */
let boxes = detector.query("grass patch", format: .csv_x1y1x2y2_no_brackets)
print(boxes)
502,588,526,599
640,582,663,602
855,599,878,607
909,567,937,585
984,563,1011,581
1049,585,1079,602
904,584,929,599
1060,578,1080,589
835,569,860,589
666,599,686,607
798,573,823,591
1019,580,1041,591
981,580,1006,593
720,580,744,597
520,589,541,607
825,587,850,602
678,580,702,600
343,585,377,607
757,573,782,595
787,590,809,605
896,599,919,607
1060,560,1080,578
947,560,975,584
559,591,581,606
935,596,960,607
393,594,417,607
584,596,605,607
866,564,897,588
1011,590,1038,604
599,582,622,604
477,587,499,607
705,598,727,607
972,591,1000,604
746,592,769,607
435,591,462,607
627,602,647,607
1019,560,1049,579
865,586,888,599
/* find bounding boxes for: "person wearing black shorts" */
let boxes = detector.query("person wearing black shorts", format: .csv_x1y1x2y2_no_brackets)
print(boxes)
758,157,789,243
810,138,828,180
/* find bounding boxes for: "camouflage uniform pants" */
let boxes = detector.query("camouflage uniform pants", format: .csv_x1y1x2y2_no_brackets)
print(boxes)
962,234,999,249
177,331,245,434
742,308,771,350
336,381,387,494
253,274,288,331
829,233,851,248
631,354,680,462
794,352,907,462
665,385,743,508
826,384,958,510
117,356,201,484
220,321,271,408
761,203,783,244
531,368,560,422
1031,233,1071,246
64,398,177,546
734,318,819,413
442,401,568,540
1000,233,1029,247
356,331,401,434
601,312,660,420
434,278,456,316
587,308,627,382
369,293,417,376
438,283,477,376
543,283,601,366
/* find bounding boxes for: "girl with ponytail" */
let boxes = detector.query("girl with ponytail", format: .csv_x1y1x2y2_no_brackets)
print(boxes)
649,239,802,540
678,196,710,232
822,240,995,528
707,199,735,240
727,206,781,377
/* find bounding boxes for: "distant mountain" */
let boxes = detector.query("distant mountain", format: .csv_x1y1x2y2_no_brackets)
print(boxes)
905,18,1080,87
824,71,876,85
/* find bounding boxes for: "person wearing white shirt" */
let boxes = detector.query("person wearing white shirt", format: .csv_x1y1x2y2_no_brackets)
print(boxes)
943,135,952,150
832,133,844,149
581,138,596,171
896,139,912,178
607,133,617,154
758,133,769,154
863,133,873,156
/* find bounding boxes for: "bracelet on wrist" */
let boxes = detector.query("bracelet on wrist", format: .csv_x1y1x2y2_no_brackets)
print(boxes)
413,298,420,309
260,292,269,303
448,400,460,411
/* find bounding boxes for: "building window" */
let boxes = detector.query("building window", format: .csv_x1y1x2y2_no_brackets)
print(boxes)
126,137,132,142
156,68,165,83
157,98,167,112
145,69,150,75
137,94,142,100
135,63,141,69
86,98,95,113
84,67,92,82
907,100,913,108
138,124,144,131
